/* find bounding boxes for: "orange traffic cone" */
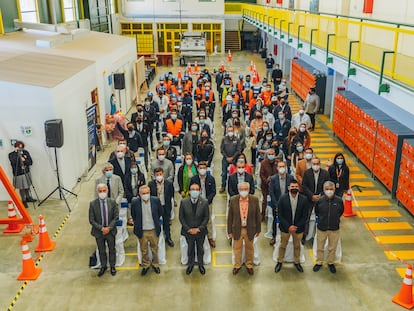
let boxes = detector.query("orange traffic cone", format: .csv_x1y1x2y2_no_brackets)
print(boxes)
194,61,199,73
228,49,232,62
187,63,192,75
177,69,182,79
35,215,56,252
18,240,42,280
3,201,24,233
249,60,254,71
392,264,414,309
221,61,225,72
343,189,356,217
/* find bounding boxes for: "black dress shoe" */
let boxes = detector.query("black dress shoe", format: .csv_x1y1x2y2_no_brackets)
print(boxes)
294,263,304,273
199,265,206,275
152,265,161,274
110,266,116,276
97,267,107,277
166,238,175,247
26,197,37,202
186,265,194,275
328,264,336,274
232,267,241,275
274,262,283,273
313,264,322,272
141,267,149,276
246,267,254,275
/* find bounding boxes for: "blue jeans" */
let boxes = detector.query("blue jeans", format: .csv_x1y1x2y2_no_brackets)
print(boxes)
221,157,230,188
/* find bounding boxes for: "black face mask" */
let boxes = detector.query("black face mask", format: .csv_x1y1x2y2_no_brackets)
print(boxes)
290,189,299,194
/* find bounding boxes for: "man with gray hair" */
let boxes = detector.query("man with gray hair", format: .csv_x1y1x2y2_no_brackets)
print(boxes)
227,181,261,275
313,180,344,274
95,163,124,205
89,183,119,277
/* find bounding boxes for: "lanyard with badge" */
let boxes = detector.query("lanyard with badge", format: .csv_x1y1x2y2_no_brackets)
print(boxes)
335,167,343,189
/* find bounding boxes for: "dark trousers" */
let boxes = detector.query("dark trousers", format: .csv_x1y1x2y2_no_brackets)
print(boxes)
162,204,171,239
143,145,149,171
251,147,257,166
308,113,316,130
272,208,278,239
96,234,116,268
186,232,205,266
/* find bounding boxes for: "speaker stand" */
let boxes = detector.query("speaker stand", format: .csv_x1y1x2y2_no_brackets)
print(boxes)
38,148,77,212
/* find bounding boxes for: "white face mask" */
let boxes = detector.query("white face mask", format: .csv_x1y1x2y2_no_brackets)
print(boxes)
155,175,164,183
228,132,234,137
300,127,306,132
237,168,245,174
324,190,335,198
278,167,286,174
312,165,320,172
141,194,150,201
239,191,249,198
117,152,125,159
98,192,107,200
198,169,207,175
305,153,313,160
158,155,165,161
185,159,193,166
299,109,305,115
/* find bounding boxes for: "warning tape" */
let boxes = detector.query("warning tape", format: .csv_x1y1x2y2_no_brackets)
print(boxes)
6,214,70,310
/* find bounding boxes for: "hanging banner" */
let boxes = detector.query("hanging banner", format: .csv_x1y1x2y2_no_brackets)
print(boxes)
86,105,97,171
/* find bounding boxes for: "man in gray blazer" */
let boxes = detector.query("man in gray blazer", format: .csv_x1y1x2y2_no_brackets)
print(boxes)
228,182,261,276
89,183,119,277
179,182,209,275
95,163,124,205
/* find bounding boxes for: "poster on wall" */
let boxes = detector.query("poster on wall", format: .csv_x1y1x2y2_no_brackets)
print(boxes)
86,105,97,171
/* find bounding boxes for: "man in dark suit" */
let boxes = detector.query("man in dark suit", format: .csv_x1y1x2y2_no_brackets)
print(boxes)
109,144,131,191
228,182,261,275
301,157,330,241
131,185,163,276
227,160,255,197
95,163,124,205
274,180,309,273
89,183,119,277
190,161,217,248
269,161,294,246
179,182,210,275
148,167,175,247
132,108,150,170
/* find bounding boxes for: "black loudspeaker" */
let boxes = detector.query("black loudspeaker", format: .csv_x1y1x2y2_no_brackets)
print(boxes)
45,119,64,148
114,73,125,90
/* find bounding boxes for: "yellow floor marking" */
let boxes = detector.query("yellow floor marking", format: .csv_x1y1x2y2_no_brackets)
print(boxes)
313,147,345,153
385,251,414,260
215,214,226,217
215,224,226,227
349,181,375,187
311,142,340,147
353,190,383,197
309,137,333,141
357,200,392,207
308,249,316,264
117,261,140,270
318,115,333,129
349,166,361,172
212,250,233,268
396,268,412,278
350,174,370,180
365,222,412,230
125,253,138,256
357,210,401,218
376,235,414,244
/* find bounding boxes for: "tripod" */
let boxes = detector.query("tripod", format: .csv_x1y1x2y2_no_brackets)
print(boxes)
38,148,77,212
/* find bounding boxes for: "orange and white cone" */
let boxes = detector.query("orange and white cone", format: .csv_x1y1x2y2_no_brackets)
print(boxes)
194,61,199,73
221,61,225,72
177,69,182,79
228,49,232,62
18,240,42,280
3,201,24,234
392,264,414,309
249,60,254,71
35,215,56,252
343,189,356,217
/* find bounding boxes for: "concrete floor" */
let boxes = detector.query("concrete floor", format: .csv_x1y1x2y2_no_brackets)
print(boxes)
0,52,411,311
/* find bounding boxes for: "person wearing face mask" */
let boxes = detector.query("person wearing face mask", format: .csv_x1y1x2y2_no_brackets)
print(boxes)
265,53,275,81
259,83,273,106
151,148,175,183
148,168,175,247
291,105,312,130
89,183,119,277
274,179,309,273
95,163,124,205
249,111,264,166
273,96,292,121
163,109,184,149
282,127,299,172
116,121,143,154
274,111,291,143
179,182,210,275
178,153,198,198
190,161,217,248
228,182,261,275
109,145,131,190
220,126,242,193
271,63,283,91
328,153,350,197
227,161,255,197
196,130,215,167
301,157,330,242
257,130,276,162
162,134,178,169
269,161,294,245
232,117,246,151
249,98,263,121
304,87,320,131
133,111,150,170
313,181,344,273
182,122,199,156
108,140,134,162
262,104,275,130
290,141,305,177
124,162,146,225
142,97,158,151
295,147,315,188
297,122,311,149
131,185,163,276
259,148,280,221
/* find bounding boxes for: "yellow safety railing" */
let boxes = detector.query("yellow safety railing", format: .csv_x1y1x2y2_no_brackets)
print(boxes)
0,9,4,35
225,3,414,89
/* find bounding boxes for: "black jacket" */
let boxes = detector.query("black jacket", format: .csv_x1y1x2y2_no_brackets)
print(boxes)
278,193,309,233
8,150,32,176
190,175,216,204
227,172,255,197
124,171,146,202
315,195,344,231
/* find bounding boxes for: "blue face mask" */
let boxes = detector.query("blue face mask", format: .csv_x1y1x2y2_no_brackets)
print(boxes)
105,171,113,178
163,140,170,147
336,158,344,165
191,126,198,131
130,168,138,174
190,190,200,199
267,154,275,161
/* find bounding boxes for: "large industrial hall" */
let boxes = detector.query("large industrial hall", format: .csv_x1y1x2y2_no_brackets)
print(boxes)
1,0,414,310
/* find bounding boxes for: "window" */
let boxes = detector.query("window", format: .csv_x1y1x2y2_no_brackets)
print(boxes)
18,0,38,23
62,0,75,22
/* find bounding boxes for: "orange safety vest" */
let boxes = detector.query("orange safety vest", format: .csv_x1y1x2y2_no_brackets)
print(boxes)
247,98,257,112
236,81,244,94
260,90,272,106
241,90,253,104
165,118,183,136
202,90,215,102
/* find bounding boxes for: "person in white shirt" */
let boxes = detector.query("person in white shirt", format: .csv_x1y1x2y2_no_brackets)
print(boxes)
291,105,312,130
